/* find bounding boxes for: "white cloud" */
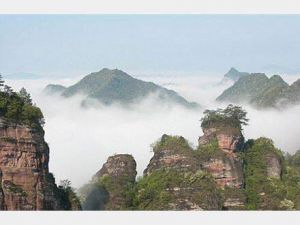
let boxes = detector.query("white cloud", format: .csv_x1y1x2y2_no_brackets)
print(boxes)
5,73,300,188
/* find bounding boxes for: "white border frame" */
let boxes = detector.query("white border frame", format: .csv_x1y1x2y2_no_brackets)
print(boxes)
0,0,300,14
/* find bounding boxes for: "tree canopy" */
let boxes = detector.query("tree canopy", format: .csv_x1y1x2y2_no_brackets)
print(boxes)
201,104,249,130
0,76,44,129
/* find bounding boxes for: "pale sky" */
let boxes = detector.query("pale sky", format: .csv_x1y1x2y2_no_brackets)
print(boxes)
1,15,300,77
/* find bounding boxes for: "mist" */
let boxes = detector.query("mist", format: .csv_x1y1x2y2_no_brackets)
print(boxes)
5,73,300,188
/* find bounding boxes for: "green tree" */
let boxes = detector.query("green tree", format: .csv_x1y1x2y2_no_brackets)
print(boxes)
19,87,32,105
4,85,13,96
0,74,4,90
201,104,249,129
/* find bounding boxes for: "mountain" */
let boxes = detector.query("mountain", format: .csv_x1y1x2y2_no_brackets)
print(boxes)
222,67,250,82
79,105,300,210
217,73,300,108
45,68,198,108
43,84,67,95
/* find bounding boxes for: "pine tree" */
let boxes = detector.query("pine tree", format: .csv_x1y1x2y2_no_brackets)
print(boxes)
19,87,32,105
4,85,13,96
0,74,5,91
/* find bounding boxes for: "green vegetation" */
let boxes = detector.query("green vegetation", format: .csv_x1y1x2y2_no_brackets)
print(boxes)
133,169,222,210
283,150,300,209
201,104,248,130
217,72,300,108
46,68,198,108
5,181,27,197
244,138,287,210
196,138,225,161
0,75,44,130
79,174,136,210
57,179,82,210
152,134,193,153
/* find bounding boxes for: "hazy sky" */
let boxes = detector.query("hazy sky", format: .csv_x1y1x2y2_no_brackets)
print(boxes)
1,15,300,77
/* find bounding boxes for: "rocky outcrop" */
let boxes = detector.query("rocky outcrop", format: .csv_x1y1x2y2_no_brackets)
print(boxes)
93,154,137,183
198,124,246,209
198,125,244,189
199,127,244,153
266,153,282,179
83,154,137,210
139,135,223,210
201,156,243,189
144,135,198,176
0,119,69,210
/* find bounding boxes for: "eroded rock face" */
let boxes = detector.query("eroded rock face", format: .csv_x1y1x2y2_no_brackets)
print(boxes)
144,148,198,176
201,156,243,189
140,135,223,210
90,154,137,210
0,120,66,210
199,127,244,153
266,153,282,179
198,125,245,209
93,154,137,183
198,126,244,189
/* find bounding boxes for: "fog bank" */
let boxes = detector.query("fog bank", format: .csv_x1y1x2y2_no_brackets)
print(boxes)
6,74,300,188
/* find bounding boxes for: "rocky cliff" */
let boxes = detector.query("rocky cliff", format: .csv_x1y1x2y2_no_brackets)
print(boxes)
80,154,137,210
0,120,51,210
0,118,77,210
139,135,222,210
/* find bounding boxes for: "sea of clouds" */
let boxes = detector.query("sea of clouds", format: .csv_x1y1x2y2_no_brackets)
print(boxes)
5,73,300,188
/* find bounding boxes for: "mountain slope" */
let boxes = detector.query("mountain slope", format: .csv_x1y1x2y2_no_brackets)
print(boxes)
44,84,66,95
222,67,250,82
216,73,299,108
46,68,198,108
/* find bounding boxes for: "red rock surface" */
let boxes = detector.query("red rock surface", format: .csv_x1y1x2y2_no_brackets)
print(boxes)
199,127,244,153
201,157,243,189
0,120,65,210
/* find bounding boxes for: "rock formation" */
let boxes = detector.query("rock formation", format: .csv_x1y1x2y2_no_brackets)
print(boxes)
140,135,223,210
198,124,244,189
0,118,74,210
81,154,137,210
199,127,244,154
79,105,300,210
266,153,282,179
143,135,199,176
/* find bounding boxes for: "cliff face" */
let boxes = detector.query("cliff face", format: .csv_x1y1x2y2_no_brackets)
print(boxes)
139,135,223,210
0,119,68,210
197,124,245,209
93,154,137,184
266,153,282,179
82,154,137,210
199,127,244,153
198,125,244,189
144,135,199,176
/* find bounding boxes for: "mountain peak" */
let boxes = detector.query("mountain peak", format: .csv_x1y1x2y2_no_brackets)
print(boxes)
44,68,198,108
269,75,289,86
228,67,239,73
224,67,250,82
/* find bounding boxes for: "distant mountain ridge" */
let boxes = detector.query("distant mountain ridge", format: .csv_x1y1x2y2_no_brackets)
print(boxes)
44,68,198,108
217,72,300,108
44,84,66,95
222,67,250,82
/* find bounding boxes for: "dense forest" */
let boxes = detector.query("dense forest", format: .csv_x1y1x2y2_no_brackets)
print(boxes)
0,74,44,131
